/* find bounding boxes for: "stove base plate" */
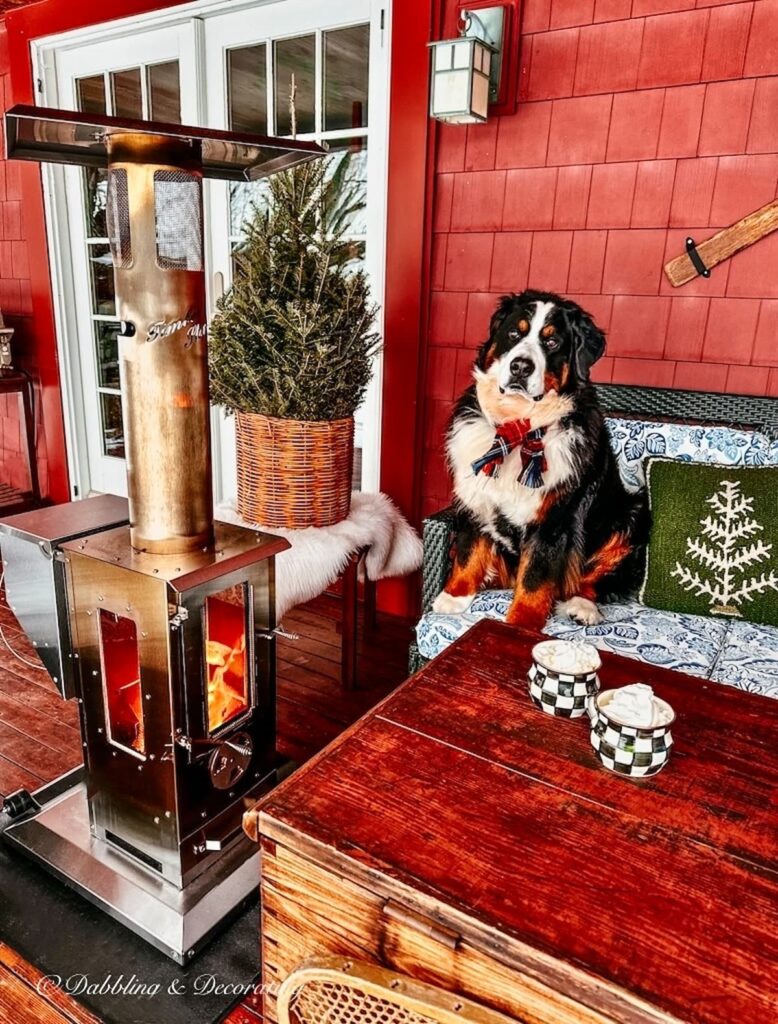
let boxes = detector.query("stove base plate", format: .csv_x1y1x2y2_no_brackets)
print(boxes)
3,767,268,965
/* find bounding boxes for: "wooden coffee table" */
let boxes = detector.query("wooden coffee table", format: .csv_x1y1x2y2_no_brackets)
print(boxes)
250,619,778,1024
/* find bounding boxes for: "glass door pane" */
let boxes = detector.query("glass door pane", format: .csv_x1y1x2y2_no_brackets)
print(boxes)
228,45,267,135
77,74,106,115
324,25,369,131
148,61,181,122
274,34,316,136
110,68,143,118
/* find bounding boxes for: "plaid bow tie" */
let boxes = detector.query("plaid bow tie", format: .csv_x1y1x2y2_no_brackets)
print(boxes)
471,418,548,489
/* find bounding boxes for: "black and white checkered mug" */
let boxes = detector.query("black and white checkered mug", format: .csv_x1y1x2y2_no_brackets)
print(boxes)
528,640,601,718
588,689,675,778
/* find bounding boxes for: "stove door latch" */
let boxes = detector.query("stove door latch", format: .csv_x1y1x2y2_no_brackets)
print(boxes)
169,605,189,629
256,625,299,641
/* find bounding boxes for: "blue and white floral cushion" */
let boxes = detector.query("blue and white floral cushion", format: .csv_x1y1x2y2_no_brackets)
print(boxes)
416,593,727,679
711,620,778,698
416,590,512,660
544,600,727,678
605,418,778,491
417,593,778,696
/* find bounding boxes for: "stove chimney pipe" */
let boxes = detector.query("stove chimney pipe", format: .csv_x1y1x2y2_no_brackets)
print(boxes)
106,133,213,554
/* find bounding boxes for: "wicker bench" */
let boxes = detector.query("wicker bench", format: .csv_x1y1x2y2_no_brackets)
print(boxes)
410,384,778,698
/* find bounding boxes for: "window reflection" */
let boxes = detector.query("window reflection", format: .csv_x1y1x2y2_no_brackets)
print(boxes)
228,45,267,135
89,244,116,316
95,322,120,389
275,35,316,136
148,61,181,123
326,138,368,239
100,394,125,459
111,68,142,119
78,75,106,115
324,25,369,132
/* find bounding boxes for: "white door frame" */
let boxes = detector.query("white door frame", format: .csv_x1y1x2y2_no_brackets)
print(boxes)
32,0,390,500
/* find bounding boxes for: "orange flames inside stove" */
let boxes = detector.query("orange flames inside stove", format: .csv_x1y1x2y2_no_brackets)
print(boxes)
205,590,248,733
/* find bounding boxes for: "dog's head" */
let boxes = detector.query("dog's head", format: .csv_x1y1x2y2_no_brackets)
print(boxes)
475,291,606,403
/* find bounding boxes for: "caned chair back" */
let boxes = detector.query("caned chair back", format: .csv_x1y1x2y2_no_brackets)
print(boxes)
276,957,518,1024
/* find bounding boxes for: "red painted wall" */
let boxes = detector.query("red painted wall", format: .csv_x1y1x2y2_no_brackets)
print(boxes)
420,0,778,517
0,22,60,501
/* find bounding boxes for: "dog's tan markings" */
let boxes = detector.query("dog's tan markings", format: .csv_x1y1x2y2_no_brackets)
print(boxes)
474,368,575,426
474,368,535,424
578,532,633,599
505,573,557,631
543,371,561,394
561,551,583,600
481,341,497,370
541,325,556,338
518,319,529,333
444,537,504,598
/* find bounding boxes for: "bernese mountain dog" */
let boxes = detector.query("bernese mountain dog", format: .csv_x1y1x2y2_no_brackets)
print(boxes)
433,289,650,632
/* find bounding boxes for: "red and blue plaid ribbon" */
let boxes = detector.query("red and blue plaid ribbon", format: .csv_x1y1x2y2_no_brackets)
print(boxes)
471,419,548,489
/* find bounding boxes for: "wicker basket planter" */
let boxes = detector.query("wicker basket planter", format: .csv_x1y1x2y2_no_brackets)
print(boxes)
235,411,354,528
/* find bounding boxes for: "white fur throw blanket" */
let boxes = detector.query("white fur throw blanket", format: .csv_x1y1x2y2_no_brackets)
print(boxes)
215,492,423,619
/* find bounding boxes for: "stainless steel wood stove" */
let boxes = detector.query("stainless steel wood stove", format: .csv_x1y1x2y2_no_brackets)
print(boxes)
0,106,322,963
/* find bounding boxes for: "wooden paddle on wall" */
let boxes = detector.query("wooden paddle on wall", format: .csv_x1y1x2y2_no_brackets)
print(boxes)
664,199,778,287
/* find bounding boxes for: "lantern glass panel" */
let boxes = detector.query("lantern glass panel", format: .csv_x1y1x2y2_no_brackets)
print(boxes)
434,41,454,72
452,38,472,70
434,68,471,117
472,71,490,121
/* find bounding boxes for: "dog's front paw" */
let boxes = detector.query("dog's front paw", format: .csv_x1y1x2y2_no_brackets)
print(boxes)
432,591,476,614
557,596,604,626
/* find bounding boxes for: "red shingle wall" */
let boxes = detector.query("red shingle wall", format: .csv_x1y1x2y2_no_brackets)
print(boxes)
0,22,50,501
421,0,778,516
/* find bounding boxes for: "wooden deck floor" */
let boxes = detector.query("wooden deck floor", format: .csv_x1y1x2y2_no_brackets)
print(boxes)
0,586,413,1023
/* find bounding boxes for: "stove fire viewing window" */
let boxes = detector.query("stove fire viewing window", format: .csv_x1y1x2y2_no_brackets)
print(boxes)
205,584,250,734
98,609,145,756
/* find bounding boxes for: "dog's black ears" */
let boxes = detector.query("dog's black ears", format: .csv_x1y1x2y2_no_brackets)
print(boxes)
475,338,493,371
475,294,518,370
488,294,518,337
565,305,606,382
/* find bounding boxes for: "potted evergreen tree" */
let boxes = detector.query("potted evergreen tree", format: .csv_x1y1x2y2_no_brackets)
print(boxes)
209,155,379,528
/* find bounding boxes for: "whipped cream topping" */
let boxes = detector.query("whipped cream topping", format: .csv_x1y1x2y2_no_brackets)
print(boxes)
532,639,601,675
604,683,673,729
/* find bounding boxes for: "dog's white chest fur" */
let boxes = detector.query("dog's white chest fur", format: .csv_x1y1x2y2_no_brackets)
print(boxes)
447,413,579,547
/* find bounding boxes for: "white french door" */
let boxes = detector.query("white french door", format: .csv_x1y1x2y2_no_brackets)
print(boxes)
34,0,389,501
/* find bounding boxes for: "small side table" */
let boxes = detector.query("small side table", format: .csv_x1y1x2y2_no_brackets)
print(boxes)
0,368,41,513
339,547,378,691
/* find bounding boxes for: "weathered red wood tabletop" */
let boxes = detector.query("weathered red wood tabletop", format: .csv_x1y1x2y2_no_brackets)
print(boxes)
257,619,778,1024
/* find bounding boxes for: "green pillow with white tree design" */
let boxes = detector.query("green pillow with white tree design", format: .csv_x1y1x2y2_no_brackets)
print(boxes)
641,459,778,627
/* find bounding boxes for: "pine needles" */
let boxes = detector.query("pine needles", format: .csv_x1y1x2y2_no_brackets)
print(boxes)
209,154,379,421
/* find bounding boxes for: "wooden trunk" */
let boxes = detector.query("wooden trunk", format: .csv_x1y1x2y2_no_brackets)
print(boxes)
251,620,778,1024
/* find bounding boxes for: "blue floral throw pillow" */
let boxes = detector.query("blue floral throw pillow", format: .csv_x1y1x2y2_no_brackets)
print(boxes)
641,459,778,627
